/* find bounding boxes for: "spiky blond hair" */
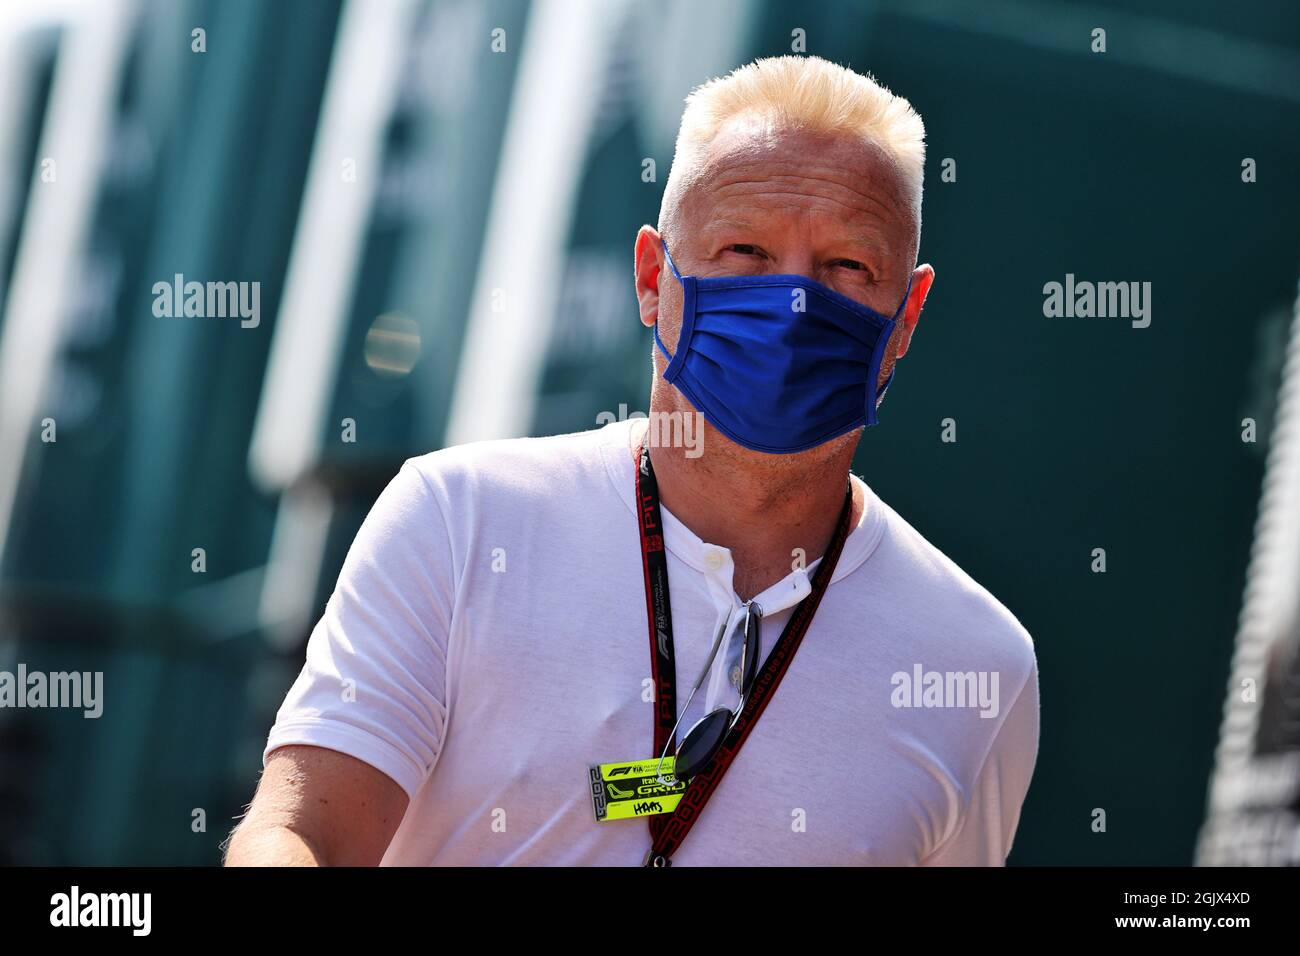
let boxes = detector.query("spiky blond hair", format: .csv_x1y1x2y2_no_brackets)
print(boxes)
660,55,926,229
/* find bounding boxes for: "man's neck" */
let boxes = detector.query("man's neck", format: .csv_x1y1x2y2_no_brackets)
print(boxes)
630,418,862,602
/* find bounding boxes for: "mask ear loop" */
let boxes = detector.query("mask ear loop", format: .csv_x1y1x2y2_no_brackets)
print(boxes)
874,270,917,411
891,271,915,322
660,237,685,281
653,238,686,362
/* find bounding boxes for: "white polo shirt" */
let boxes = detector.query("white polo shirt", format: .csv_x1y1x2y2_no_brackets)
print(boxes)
264,418,1040,865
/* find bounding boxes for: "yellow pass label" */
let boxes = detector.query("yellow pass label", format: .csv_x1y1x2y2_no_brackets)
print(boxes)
589,757,688,822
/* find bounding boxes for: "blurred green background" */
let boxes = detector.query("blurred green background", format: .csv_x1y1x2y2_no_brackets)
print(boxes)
0,0,1297,865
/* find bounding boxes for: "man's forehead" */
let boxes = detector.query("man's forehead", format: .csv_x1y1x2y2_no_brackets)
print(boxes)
683,117,914,232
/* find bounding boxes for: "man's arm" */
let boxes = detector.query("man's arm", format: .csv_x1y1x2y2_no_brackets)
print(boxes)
920,659,1040,866
224,745,408,866
235,461,456,865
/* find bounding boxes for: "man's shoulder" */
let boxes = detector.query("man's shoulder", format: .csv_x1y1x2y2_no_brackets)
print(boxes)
865,489,1036,674
401,420,627,504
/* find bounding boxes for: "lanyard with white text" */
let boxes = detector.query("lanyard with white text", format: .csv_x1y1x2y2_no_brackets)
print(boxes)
634,437,853,866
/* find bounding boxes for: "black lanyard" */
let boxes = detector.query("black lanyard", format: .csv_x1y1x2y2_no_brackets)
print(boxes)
633,437,853,866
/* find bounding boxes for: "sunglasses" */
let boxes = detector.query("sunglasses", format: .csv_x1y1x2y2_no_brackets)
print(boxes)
656,600,763,786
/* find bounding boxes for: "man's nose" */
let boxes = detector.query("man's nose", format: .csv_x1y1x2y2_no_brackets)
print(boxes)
773,251,817,278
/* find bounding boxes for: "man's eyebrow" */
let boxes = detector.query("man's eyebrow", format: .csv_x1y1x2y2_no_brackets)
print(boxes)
702,218,891,258
828,232,892,259
702,216,761,234
694,219,763,252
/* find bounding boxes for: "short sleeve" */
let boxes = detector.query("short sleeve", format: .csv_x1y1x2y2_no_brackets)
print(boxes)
921,660,1041,866
263,460,456,800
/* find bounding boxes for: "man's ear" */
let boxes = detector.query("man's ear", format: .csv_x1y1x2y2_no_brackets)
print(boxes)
894,263,934,360
634,225,664,329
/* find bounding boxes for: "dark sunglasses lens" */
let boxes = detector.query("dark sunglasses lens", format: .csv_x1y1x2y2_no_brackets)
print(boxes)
676,708,731,780
741,611,761,690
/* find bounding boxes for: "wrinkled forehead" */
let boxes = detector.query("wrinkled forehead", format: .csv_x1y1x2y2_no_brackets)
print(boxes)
680,116,917,245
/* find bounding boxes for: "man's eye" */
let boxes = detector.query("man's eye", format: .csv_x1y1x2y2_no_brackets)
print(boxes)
726,244,761,255
833,259,867,272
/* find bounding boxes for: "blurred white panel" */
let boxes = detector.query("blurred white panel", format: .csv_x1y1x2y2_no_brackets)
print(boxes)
0,29,48,308
248,0,421,491
640,0,759,162
0,0,98,34
0,0,137,558
444,0,633,446
258,480,334,650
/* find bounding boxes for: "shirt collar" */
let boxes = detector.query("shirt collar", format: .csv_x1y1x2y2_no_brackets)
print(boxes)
599,417,885,590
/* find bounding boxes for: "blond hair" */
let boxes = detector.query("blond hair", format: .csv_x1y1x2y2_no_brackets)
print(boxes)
660,55,926,228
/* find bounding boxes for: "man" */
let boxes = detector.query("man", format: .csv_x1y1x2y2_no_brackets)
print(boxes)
226,55,1038,866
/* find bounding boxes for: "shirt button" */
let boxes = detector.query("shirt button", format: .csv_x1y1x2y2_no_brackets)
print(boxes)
704,550,724,571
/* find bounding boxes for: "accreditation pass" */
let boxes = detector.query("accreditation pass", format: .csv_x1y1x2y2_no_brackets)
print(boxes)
589,757,688,822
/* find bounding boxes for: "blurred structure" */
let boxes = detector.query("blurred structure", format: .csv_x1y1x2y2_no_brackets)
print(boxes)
0,0,1297,864
1198,279,1300,865
0,0,344,864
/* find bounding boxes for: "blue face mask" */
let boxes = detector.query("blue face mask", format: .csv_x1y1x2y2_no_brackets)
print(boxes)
654,239,912,454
